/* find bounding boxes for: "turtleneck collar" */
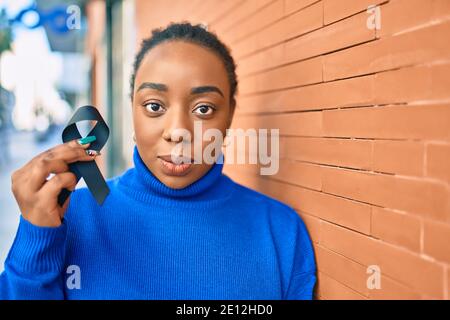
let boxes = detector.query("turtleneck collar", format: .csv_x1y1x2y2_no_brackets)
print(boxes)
117,145,235,208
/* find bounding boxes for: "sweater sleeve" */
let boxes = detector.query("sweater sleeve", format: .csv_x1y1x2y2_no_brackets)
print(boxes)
0,215,67,300
284,214,317,300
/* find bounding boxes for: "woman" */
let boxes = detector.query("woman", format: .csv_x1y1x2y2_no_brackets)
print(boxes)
0,22,316,300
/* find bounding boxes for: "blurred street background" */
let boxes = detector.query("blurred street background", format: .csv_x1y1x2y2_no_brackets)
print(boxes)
0,0,88,269
0,0,135,270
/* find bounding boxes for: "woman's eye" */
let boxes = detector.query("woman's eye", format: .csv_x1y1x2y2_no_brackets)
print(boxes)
193,105,215,116
144,102,165,114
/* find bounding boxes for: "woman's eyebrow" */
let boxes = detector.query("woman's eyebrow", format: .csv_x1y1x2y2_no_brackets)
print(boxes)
137,82,168,92
137,82,224,98
191,85,224,98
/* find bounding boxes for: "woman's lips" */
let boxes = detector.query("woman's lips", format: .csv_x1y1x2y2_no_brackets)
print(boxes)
157,155,194,176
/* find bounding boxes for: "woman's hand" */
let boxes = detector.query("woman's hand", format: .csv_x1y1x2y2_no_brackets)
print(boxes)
11,139,99,227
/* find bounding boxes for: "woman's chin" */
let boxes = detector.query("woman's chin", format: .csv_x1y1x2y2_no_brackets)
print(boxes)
155,168,197,189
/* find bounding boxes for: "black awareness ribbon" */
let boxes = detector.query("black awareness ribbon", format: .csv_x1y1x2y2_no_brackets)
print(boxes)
57,105,110,206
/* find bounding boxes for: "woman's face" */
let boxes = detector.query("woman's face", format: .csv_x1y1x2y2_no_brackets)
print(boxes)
132,40,234,189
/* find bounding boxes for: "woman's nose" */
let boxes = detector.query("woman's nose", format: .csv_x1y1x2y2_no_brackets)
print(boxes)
162,107,193,143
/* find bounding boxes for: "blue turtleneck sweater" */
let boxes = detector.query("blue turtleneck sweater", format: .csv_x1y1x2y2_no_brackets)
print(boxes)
0,146,316,299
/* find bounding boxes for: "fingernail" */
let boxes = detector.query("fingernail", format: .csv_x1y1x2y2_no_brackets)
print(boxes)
85,149,101,156
78,135,97,145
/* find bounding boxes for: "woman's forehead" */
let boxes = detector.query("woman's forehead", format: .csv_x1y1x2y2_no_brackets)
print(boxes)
135,41,229,91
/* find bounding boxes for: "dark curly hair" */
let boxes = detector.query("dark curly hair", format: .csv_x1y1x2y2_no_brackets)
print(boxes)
129,21,238,108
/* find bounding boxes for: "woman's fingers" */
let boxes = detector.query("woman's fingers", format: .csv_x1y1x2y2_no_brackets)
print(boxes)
38,171,78,202
28,139,98,191
11,137,102,227
43,138,95,164
11,140,102,227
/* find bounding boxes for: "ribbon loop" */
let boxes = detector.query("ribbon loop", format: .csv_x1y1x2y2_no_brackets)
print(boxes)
57,105,110,206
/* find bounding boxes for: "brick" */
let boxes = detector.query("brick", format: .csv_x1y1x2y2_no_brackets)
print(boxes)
373,140,424,176
297,211,322,244
423,220,450,264
368,275,421,300
260,1,324,47
323,21,450,81
236,75,374,114
426,143,450,183
223,0,284,44
238,10,375,77
285,11,375,64
225,159,322,191
232,111,322,137
187,0,234,25
233,174,372,235
371,207,422,252
231,2,323,58
320,222,445,298
280,137,372,170
212,0,273,33
322,166,450,222
317,271,367,300
273,160,322,190
432,63,450,100
259,178,372,235
322,104,450,140
315,244,370,296
375,64,450,104
324,0,385,25
380,0,450,37
237,44,284,77
239,56,323,94
374,66,432,104
207,0,243,25
387,21,450,71
447,268,450,300
227,30,259,59
237,76,257,96
323,38,389,81
284,0,319,16
229,114,258,134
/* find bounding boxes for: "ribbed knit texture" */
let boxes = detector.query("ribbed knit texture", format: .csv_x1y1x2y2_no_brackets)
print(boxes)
1,145,316,300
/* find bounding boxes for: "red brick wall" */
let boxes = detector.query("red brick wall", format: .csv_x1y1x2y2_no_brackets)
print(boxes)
135,0,450,299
